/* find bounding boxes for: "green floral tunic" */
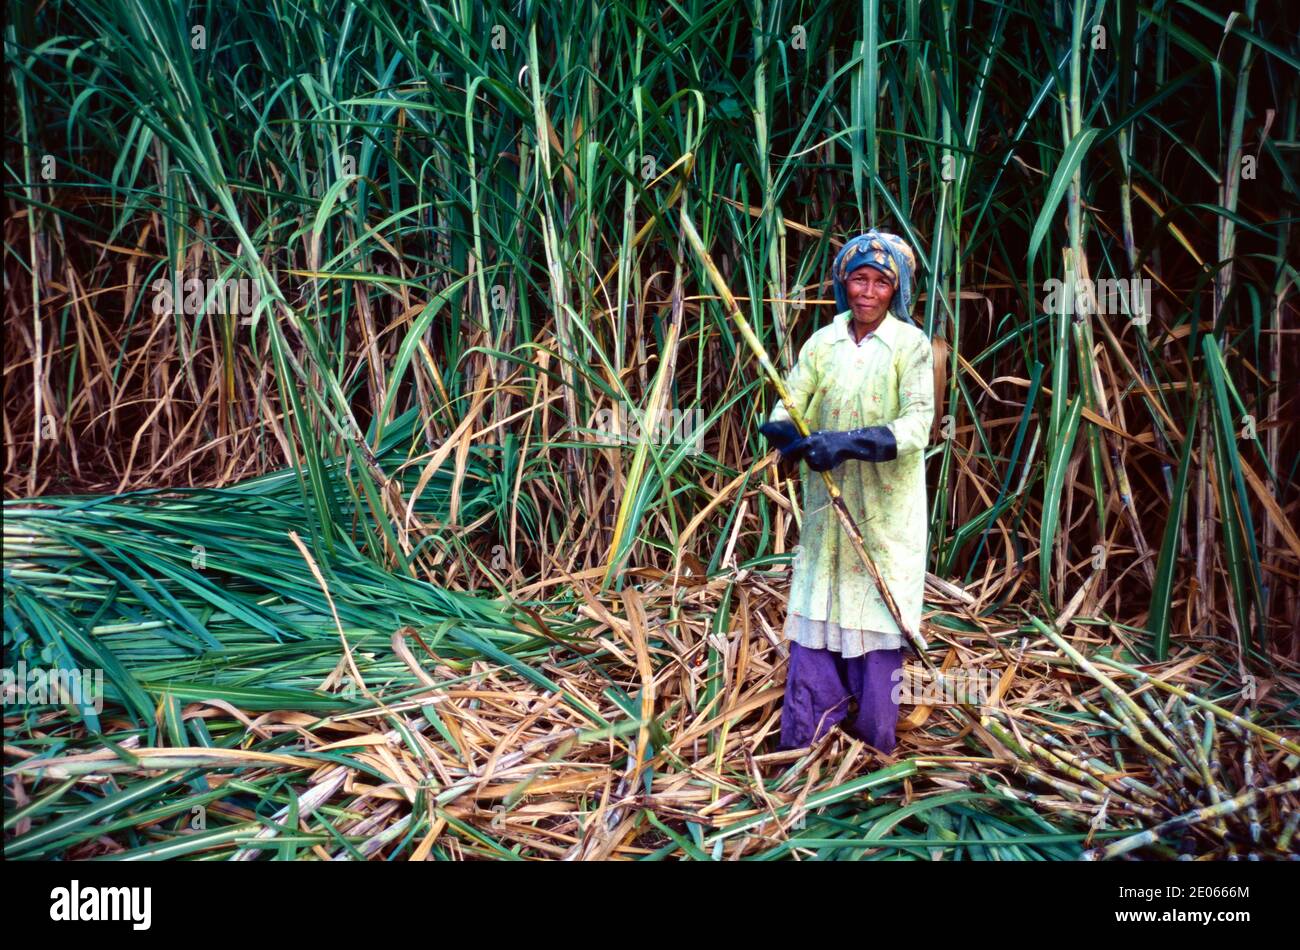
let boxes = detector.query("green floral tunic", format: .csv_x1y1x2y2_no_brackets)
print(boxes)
767,310,934,656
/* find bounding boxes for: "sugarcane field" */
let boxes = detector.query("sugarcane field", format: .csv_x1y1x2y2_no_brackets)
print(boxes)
4,0,1299,892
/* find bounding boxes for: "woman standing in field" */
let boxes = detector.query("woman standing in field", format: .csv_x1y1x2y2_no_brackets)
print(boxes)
760,231,934,753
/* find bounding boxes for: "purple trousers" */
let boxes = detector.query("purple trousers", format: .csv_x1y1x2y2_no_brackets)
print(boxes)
778,642,903,752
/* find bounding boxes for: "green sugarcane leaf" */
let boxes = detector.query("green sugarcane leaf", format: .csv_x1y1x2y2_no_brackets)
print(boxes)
1040,395,1084,604
1029,127,1099,265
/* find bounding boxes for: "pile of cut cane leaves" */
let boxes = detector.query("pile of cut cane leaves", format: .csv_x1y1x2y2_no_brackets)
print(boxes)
5,485,1296,860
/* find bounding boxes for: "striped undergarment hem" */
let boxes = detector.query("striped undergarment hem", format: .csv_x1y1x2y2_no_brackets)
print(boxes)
783,610,903,658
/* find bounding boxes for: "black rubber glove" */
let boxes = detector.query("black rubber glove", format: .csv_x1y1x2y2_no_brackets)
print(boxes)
800,426,897,471
759,420,810,461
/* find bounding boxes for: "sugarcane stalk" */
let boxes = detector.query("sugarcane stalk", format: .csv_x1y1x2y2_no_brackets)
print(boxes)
1174,702,1230,843
1079,696,1191,806
1009,763,1117,809
1026,736,1158,816
1078,695,1135,744
984,709,1165,808
1083,777,1300,861
1071,696,1133,774
1276,810,1299,853
1104,712,1127,772
1030,728,1164,802
1203,712,1249,849
679,206,947,685
986,781,1106,815
1140,689,1200,775
1084,650,1300,756
980,714,1030,758
1031,617,1199,765
1241,724,1263,845
977,716,1153,814
1100,688,1187,776
1202,707,1217,766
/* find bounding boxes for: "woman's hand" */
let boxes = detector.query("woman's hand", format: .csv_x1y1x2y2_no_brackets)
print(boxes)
759,420,810,461
800,426,897,471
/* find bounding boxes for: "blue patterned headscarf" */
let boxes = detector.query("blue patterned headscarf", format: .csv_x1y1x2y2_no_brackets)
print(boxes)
832,230,918,327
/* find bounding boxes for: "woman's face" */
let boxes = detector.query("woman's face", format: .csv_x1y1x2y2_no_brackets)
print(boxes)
845,265,895,322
